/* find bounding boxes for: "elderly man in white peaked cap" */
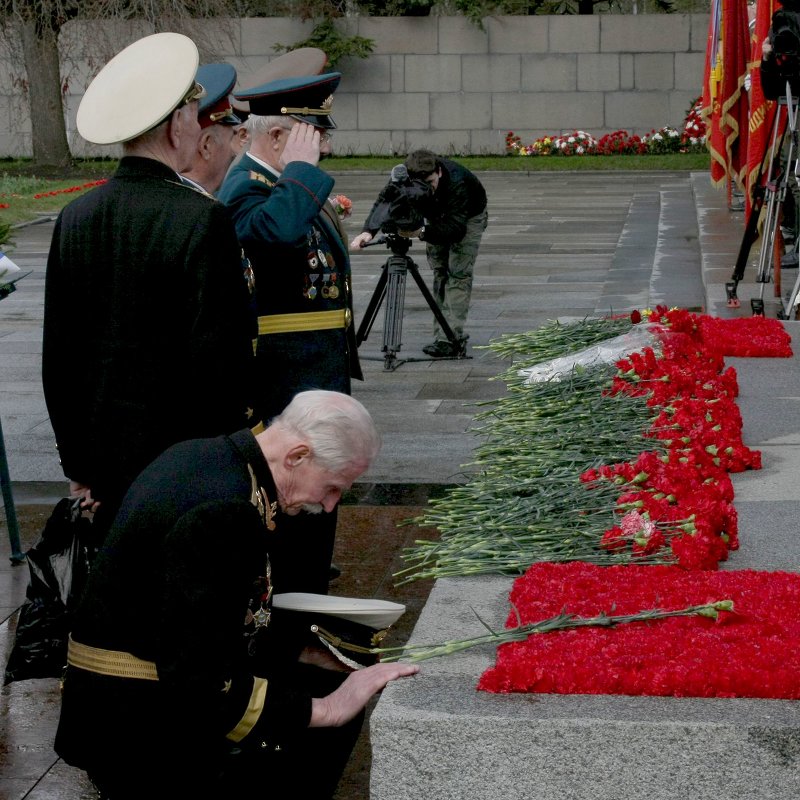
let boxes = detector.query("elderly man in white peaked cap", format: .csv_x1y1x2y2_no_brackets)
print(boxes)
42,32,256,543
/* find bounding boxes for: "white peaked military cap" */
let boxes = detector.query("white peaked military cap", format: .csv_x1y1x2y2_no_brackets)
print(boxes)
272,593,405,629
77,32,202,145
272,593,405,668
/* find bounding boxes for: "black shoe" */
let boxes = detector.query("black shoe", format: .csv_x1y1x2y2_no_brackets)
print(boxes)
329,562,341,581
423,340,458,357
782,251,799,268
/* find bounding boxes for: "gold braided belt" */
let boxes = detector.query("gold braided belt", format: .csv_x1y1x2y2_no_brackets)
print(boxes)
257,309,351,336
67,635,159,681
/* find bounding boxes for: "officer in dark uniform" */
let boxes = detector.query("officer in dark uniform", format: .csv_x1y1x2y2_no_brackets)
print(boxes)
42,33,255,541
54,389,418,800
180,62,243,196
218,71,362,595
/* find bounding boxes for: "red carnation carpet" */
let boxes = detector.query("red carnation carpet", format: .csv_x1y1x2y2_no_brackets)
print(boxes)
477,313,798,699
478,562,800,699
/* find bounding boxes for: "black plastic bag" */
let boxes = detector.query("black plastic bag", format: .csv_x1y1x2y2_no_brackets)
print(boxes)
4,497,97,684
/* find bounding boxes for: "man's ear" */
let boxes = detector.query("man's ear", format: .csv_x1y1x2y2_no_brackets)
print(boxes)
167,105,193,149
269,126,286,147
200,130,214,160
285,443,311,469
165,109,181,148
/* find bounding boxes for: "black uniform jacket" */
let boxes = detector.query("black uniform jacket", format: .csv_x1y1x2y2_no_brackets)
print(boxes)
55,430,313,794
218,155,362,423
363,158,487,246
42,157,255,503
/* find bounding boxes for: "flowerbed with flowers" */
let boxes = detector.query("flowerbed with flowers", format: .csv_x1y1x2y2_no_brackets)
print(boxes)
505,98,707,157
387,309,800,698
0,179,109,210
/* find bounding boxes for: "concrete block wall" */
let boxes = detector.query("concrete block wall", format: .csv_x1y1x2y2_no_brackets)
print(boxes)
0,14,709,158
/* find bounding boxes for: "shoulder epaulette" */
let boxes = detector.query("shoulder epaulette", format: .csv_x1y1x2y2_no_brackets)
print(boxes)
249,171,275,187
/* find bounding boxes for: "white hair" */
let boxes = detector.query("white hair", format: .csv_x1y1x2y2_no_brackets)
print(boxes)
272,390,381,472
243,114,291,137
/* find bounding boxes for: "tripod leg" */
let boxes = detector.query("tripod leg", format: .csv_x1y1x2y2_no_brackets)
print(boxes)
754,89,800,316
730,102,787,307
382,256,408,368
355,265,388,346
756,185,779,283
753,163,783,315
407,262,463,351
776,109,799,297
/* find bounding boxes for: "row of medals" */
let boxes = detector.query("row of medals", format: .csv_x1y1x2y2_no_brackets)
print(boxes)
306,241,340,300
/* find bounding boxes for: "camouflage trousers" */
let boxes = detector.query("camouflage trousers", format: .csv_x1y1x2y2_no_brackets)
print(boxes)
425,208,488,342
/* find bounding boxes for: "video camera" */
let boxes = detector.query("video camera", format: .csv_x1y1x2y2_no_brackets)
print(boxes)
366,164,431,236
768,0,800,87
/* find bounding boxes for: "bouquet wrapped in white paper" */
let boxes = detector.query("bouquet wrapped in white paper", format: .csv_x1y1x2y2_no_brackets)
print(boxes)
0,251,21,286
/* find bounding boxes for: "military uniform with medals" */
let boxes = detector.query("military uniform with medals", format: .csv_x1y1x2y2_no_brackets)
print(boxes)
218,73,362,426
218,73,362,596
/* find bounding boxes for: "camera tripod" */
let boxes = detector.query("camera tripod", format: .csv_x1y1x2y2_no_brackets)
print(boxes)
727,85,800,318
355,235,470,371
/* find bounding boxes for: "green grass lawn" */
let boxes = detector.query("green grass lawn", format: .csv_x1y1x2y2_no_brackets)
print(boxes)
0,152,711,239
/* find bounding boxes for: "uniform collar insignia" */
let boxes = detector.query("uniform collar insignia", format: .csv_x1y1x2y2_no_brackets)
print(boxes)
248,464,277,530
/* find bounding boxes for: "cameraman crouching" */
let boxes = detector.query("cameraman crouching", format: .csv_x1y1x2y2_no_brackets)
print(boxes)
351,149,488,358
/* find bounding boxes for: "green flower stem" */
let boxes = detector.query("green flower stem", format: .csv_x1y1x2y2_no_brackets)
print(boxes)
397,318,674,584
375,600,734,662
478,317,636,361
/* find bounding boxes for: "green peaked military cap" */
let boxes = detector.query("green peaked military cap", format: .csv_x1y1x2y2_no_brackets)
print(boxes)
196,63,241,128
233,72,341,129
231,47,328,119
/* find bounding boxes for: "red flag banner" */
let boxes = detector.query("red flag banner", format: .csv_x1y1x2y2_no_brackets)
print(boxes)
703,0,726,185
746,0,781,218
702,0,752,197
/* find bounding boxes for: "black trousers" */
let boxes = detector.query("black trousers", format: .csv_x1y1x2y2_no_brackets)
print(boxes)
86,665,363,800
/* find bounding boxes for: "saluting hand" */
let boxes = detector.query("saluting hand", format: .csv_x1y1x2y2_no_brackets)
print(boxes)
279,122,321,170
